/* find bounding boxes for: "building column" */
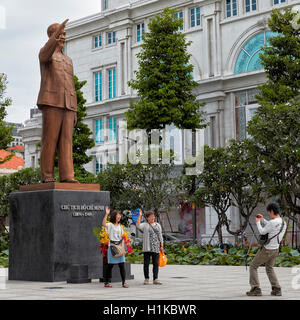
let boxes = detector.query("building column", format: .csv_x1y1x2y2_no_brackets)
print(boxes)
217,100,225,147
202,1,223,79
127,27,133,96
118,42,123,97
124,39,129,95
214,3,222,77
203,13,217,78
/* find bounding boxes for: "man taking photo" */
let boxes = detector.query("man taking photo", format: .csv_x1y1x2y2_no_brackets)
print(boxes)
247,203,287,297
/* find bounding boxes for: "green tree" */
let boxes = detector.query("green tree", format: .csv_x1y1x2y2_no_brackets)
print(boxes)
224,140,265,238
257,8,300,104
247,103,300,227
180,141,265,245
72,76,95,178
247,8,300,228
126,150,177,218
126,8,207,138
97,162,140,218
97,150,177,224
0,73,13,163
191,146,232,245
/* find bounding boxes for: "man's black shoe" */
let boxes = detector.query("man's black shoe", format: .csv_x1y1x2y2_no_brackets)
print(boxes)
246,287,262,296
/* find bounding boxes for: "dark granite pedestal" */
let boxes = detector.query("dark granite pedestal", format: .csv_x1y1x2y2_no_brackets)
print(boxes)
9,189,110,282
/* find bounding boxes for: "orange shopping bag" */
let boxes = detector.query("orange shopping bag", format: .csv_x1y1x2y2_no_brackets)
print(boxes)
158,249,167,267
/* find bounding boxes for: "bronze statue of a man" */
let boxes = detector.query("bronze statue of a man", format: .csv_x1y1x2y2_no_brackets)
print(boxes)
37,19,79,183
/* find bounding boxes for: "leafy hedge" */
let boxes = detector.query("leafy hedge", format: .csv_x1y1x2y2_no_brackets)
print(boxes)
126,243,300,267
1,239,299,268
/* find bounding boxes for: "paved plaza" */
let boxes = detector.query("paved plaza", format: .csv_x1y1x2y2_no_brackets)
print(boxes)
0,264,299,300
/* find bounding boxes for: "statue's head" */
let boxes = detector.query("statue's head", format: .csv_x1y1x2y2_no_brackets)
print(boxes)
47,23,66,51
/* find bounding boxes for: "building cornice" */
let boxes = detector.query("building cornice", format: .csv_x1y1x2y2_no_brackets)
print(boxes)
193,70,267,101
66,0,194,40
85,95,137,119
82,71,267,115
66,0,161,30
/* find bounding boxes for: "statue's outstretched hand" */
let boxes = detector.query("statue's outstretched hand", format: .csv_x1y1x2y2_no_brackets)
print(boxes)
54,19,69,38
59,19,69,32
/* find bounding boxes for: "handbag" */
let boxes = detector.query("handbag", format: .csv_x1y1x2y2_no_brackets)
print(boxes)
158,249,168,267
110,240,126,258
258,234,269,246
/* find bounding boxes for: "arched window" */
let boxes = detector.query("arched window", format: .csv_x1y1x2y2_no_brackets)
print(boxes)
234,31,277,74
185,63,194,80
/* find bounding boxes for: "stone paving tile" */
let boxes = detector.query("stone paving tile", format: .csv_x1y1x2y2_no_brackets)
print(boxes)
0,264,299,300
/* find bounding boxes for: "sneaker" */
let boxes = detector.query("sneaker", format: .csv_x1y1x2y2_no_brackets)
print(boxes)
144,279,150,285
246,287,262,296
153,279,162,285
104,283,112,288
122,283,129,288
271,286,282,296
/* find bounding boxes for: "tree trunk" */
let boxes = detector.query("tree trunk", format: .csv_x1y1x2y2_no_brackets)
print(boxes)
217,222,223,245
0,216,8,233
154,208,161,224
208,224,218,246
208,221,223,245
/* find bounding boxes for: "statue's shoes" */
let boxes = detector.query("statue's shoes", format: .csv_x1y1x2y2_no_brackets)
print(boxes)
61,179,80,184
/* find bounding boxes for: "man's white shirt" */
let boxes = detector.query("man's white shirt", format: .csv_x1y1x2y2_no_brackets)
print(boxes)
256,217,287,250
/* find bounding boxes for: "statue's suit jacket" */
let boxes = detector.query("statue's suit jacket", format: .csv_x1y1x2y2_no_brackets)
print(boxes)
37,34,77,182
37,35,77,111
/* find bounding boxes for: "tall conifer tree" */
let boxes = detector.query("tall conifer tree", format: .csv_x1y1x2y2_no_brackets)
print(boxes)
126,8,207,135
248,8,300,227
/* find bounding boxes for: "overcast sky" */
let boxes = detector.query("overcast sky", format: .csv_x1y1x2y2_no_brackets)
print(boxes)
0,0,101,124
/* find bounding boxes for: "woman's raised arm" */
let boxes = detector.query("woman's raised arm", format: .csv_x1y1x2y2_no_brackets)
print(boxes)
102,206,110,228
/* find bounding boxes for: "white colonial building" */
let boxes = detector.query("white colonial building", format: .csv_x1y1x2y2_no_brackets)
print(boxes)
64,0,300,170
19,0,300,243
